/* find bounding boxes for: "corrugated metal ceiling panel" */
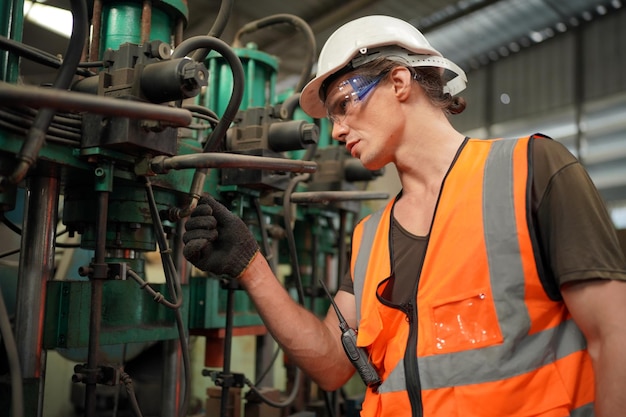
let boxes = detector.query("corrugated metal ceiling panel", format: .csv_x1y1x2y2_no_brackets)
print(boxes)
184,0,616,80
425,0,613,69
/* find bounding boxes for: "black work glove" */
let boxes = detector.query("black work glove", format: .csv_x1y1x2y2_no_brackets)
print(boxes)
182,196,259,278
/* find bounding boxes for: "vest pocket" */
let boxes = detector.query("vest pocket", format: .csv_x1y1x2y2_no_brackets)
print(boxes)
430,289,502,353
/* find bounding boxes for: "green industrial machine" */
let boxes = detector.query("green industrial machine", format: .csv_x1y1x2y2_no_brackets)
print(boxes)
0,2,386,417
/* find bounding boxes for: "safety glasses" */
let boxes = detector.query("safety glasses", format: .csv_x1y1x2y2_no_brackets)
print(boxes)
324,72,387,124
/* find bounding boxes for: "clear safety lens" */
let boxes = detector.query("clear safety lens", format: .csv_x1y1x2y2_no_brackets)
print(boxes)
325,73,385,124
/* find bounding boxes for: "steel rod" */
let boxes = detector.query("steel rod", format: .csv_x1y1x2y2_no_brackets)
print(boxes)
0,82,192,126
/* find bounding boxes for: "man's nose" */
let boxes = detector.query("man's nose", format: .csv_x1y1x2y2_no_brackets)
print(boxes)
331,120,349,142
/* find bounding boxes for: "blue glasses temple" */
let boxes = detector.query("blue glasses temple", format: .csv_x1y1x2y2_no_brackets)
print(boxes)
348,74,385,101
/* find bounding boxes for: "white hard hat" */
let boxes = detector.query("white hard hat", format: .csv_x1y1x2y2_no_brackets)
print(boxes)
300,15,467,119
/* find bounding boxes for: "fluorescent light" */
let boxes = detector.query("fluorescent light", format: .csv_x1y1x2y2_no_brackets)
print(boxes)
24,1,73,38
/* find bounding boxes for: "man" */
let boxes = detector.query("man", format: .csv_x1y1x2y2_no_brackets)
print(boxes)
183,15,626,417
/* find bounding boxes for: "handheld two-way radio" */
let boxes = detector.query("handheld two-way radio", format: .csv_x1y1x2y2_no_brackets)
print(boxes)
319,279,381,389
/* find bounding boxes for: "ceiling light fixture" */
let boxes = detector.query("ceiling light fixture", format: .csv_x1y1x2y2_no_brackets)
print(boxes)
23,1,73,38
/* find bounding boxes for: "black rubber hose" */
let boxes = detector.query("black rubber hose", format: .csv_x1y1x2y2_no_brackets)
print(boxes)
190,0,234,61
172,35,244,153
232,14,316,93
282,173,311,305
0,35,97,77
143,178,190,417
245,368,303,409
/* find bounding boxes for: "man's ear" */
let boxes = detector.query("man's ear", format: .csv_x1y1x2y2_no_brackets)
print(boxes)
389,66,414,101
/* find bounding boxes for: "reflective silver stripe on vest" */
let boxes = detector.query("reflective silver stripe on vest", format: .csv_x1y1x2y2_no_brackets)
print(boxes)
354,208,385,328
356,139,589,395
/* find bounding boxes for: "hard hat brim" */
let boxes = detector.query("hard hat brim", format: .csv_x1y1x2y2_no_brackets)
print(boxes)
300,70,335,119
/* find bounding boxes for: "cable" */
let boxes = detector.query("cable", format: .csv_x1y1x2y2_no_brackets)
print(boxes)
232,176,313,411
184,104,219,132
0,108,82,143
112,345,126,417
0,285,24,417
231,14,316,93
8,0,89,185
190,0,234,61
282,173,311,305
172,36,244,153
144,179,183,309
252,197,274,266
168,36,245,223
244,368,303,409
3,106,83,134
127,269,180,310
253,346,281,387
0,35,99,77
183,104,219,130
323,390,337,417
1,213,22,235
0,119,81,145
120,372,144,417
142,178,190,417
0,248,20,259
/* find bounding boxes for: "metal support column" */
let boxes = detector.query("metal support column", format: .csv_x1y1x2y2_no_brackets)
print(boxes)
15,172,60,417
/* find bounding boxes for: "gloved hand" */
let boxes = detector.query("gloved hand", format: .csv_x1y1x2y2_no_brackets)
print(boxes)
183,195,259,278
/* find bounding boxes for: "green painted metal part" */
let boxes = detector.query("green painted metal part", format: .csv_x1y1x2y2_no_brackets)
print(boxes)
100,0,187,55
0,0,23,83
188,277,264,329
203,44,279,117
44,280,189,348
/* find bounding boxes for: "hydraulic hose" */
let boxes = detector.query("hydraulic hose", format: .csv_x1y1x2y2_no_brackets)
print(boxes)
170,36,246,218
245,367,303,409
232,14,316,93
8,0,89,185
143,178,190,417
172,35,244,153
282,173,311,305
190,0,234,61
0,35,97,77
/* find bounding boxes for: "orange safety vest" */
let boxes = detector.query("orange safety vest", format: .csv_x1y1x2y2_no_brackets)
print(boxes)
350,137,595,417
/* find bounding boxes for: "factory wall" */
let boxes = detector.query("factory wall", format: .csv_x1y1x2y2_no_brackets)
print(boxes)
449,6,626,226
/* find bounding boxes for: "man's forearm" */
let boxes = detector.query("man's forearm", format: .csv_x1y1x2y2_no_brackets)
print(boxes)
593,338,626,416
239,254,355,390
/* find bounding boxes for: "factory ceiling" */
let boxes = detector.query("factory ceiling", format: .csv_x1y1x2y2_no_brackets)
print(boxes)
20,0,621,91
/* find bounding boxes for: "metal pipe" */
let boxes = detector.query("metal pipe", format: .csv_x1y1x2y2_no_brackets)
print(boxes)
89,0,103,62
0,82,193,126
14,172,60,417
221,283,236,417
149,153,317,174
161,340,182,417
140,0,152,45
84,190,109,417
289,191,389,204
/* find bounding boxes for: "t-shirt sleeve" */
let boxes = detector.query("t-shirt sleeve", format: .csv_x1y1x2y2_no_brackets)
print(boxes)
339,269,355,294
531,137,626,287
